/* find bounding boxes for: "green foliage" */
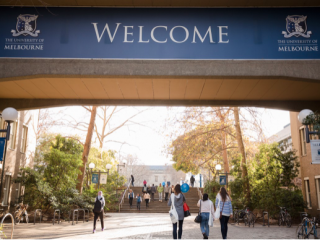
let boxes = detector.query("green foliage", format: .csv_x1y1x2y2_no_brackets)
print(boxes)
229,143,304,219
203,180,222,201
302,111,320,133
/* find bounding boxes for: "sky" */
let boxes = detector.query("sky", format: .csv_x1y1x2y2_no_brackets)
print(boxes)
48,106,290,166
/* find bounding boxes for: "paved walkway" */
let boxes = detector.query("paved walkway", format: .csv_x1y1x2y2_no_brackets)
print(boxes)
5,213,297,239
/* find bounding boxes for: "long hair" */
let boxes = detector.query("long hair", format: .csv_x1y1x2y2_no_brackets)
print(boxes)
220,187,229,202
203,193,209,201
174,184,181,195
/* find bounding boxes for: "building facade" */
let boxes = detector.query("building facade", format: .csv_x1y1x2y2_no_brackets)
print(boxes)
0,110,37,210
124,165,186,187
290,112,320,216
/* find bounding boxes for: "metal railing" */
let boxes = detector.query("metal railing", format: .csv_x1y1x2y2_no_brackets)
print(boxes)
33,209,42,225
119,179,132,212
68,209,89,225
197,186,203,200
53,209,60,225
1,213,14,239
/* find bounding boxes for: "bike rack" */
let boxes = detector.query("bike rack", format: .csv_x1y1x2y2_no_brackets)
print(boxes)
262,211,270,227
33,209,42,225
1,213,14,239
53,209,60,225
68,209,79,225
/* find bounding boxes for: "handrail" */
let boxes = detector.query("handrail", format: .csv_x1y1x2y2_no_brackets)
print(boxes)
1,213,14,239
53,209,60,225
119,178,132,212
197,186,203,200
33,209,42,225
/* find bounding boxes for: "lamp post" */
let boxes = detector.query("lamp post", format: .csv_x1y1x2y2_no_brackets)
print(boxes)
215,164,229,188
0,107,18,200
298,109,317,143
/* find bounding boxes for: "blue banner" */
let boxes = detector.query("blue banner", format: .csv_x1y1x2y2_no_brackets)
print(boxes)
219,175,227,185
0,138,6,161
0,7,319,59
92,174,99,184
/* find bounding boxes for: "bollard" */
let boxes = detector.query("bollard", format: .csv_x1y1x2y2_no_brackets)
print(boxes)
53,209,60,225
262,211,269,227
34,209,42,225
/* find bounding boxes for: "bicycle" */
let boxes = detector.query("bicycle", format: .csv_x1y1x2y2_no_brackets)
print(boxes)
234,206,255,227
14,203,29,225
278,206,292,228
296,214,318,239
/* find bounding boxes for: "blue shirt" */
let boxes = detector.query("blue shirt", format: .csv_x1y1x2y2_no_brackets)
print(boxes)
215,196,233,217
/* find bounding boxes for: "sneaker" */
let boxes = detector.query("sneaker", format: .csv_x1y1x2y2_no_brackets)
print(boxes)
102,228,105,231
203,233,208,239
93,230,96,234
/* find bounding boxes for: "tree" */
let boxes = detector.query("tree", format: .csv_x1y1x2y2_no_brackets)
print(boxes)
233,107,251,204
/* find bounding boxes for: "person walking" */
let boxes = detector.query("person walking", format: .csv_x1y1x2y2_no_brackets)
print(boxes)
216,187,233,239
144,192,150,208
164,184,169,201
168,184,186,239
131,175,135,187
128,189,134,208
171,185,175,194
197,193,214,239
151,184,156,201
158,183,164,202
93,191,105,233
136,193,142,212
143,180,147,185
190,175,195,187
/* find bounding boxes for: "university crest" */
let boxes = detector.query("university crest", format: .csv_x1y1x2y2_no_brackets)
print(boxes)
282,15,312,38
11,14,40,37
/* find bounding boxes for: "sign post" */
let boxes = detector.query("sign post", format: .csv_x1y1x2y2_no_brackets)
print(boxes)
310,140,320,164
0,138,6,161
92,174,99,184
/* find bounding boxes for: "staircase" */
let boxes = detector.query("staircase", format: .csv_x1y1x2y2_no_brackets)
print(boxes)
120,186,202,213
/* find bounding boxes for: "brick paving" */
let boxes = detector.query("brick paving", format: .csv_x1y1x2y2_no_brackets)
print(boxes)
6,213,297,239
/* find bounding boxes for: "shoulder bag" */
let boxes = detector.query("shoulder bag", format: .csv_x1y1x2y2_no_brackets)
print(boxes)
214,199,220,219
169,194,179,224
209,200,214,227
194,200,202,223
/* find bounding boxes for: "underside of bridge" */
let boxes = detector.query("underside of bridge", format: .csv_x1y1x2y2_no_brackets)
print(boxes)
1,60,320,111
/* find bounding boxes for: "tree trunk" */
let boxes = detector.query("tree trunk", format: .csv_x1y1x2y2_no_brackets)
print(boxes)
233,107,251,203
76,106,97,194
217,108,230,172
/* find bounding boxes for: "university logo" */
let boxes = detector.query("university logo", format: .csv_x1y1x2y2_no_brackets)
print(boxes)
282,15,312,38
11,14,40,37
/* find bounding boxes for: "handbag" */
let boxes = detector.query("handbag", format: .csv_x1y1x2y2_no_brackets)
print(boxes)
194,200,202,223
209,200,214,227
214,199,220,219
183,202,191,217
169,194,179,224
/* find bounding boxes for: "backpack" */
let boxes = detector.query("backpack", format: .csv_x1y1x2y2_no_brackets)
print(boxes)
137,197,141,203
143,186,147,192
93,198,102,213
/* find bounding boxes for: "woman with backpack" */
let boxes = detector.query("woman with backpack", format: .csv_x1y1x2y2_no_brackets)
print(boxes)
93,191,105,233
168,184,186,239
142,184,148,194
215,187,233,239
197,193,214,239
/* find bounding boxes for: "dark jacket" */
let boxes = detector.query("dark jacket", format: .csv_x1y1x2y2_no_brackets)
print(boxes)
151,186,156,193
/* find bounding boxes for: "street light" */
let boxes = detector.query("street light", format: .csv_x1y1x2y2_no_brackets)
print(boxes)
89,163,95,170
0,107,18,200
298,109,316,143
106,164,112,175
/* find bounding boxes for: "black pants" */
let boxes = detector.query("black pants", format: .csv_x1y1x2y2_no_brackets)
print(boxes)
165,192,169,201
220,216,230,239
145,199,149,207
93,211,104,230
129,197,133,207
173,220,183,239
137,202,141,210
151,193,155,201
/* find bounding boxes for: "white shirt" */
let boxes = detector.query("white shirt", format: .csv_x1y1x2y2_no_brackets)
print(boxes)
197,199,215,216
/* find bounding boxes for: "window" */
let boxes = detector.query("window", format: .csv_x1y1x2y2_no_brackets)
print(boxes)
304,179,312,209
20,126,28,153
300,128,307,156
155,176,158,182
2,174,11,206
316,176,320,209
0,117,7,138
9,121,17,150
